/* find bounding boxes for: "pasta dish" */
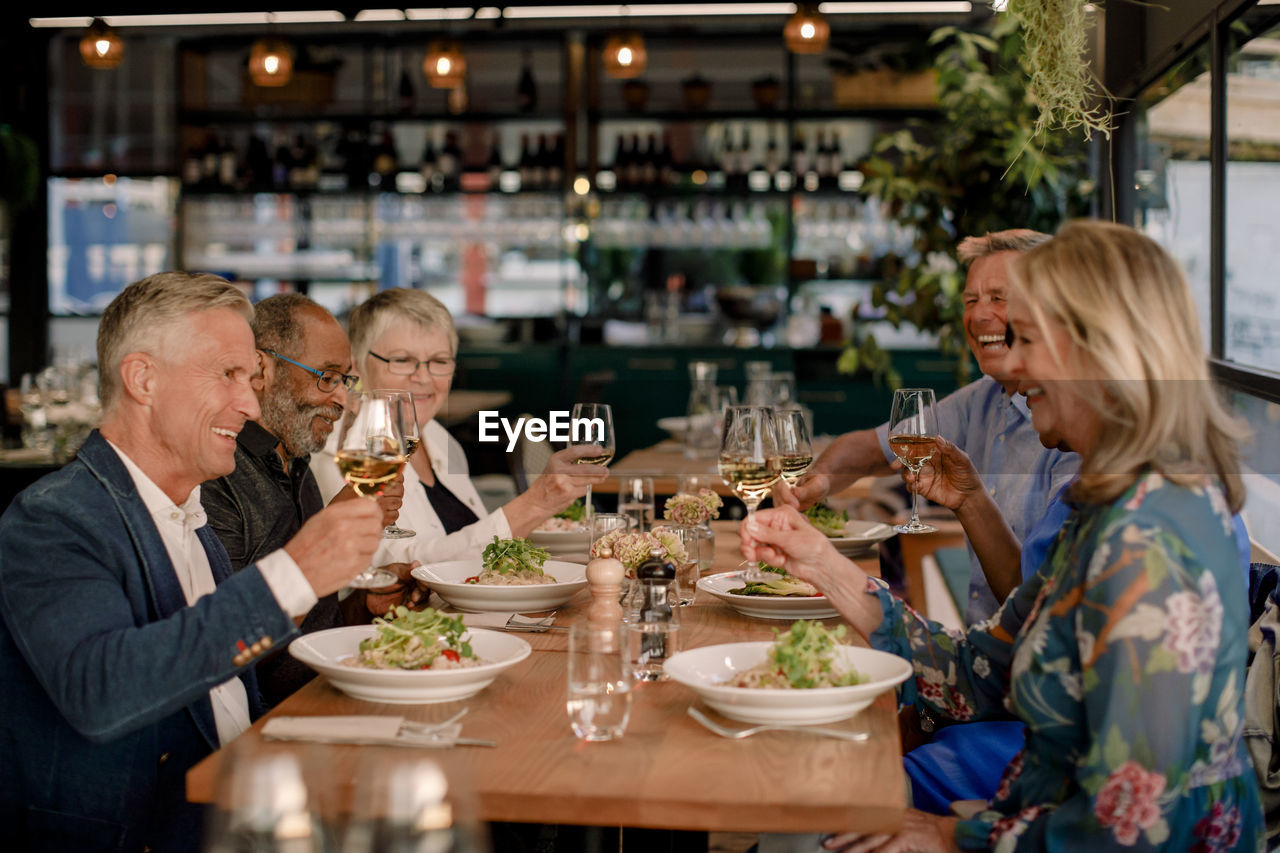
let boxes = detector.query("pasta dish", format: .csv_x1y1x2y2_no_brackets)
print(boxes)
726,621,866,689
346,606,482,670
465,537,558,585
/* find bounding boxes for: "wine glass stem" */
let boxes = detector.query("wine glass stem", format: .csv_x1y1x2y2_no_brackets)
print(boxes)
909,468,921,526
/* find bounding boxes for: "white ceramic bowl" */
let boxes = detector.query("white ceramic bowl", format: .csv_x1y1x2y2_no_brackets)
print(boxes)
664,641,913,725
411,559,588,612
828,519,897,557
697,571,838,620
288,626,531,705
657,415,690,439
527,527,591,559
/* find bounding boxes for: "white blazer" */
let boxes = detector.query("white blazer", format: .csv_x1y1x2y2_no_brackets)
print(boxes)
312,418,512,567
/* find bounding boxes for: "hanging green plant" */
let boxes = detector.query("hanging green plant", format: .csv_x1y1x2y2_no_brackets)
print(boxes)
837,13,1094,387
1011,0,1113,140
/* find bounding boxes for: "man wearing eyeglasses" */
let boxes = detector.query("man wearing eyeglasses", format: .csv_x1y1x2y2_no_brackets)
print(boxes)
201,293,412,707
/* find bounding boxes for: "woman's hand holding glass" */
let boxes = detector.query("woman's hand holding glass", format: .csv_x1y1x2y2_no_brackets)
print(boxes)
893,436,982,514
739,506,882,638
378,389,419,540
718,405,781,582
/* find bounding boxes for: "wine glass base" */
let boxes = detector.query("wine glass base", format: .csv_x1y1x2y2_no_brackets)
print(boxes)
894,521,938,534
382,525,417,540
346,568,400,589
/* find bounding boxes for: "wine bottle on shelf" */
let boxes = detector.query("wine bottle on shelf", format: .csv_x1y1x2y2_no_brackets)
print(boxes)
597,132,621,192
517,134,533,190
371,129,399,189
764,125,781,176
419,130,438,191
340,127,370,191
720,125,736,190
530,133,548,190
398,69,415,115
791,130,809,181
245,134,273,191
516,49,538,113
625,133,643,191
272,137,292,191
216,134,238,189
487,131,504,187
746,127,770,193
814,129,831,185
546,132,564,189
438,130,462,191
641,133,658,189
201,134,220,190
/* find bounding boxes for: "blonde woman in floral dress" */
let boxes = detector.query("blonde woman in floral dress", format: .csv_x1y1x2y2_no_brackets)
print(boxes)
741,220,1264,852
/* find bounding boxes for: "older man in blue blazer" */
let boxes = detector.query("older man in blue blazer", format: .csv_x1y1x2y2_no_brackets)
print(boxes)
0,272,386,852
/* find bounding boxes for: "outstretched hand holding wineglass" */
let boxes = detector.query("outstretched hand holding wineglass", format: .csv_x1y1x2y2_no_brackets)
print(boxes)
889,388,939,534
774,408,813,487
569,402,616,521
334,392,411,588
719,405,782,582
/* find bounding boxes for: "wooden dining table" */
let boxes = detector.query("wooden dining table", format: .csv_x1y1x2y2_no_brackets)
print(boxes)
186,522,906,836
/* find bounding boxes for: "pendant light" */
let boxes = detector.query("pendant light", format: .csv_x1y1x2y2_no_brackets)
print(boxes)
424,40,466,89
79,18,124,69
603,31,647,79
784,5,830,55
249,37,294,87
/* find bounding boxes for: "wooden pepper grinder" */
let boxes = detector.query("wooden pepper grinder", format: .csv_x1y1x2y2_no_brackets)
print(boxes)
585,543,625,628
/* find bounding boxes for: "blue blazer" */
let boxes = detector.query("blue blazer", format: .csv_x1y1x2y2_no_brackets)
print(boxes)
0,431,300,852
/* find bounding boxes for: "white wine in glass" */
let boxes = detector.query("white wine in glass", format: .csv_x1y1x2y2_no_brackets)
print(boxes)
335,393,408,588
774,408,813,486
718,405,781,582
376,389,418,540
888,388,939,534
570,402,616,521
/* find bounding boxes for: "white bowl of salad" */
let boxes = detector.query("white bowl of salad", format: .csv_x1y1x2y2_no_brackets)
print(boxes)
664,622,912,725
528,500,590,558
697,571,839,620
288,608,532,704
412,537,589,612
804,505,896,557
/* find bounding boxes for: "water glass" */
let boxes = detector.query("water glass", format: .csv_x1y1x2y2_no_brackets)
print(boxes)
617,476,655,531
567,624,632,742
664,523,700,606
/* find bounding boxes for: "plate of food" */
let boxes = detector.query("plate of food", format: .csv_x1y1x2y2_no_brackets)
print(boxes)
664,621,912,724
288,607,532,704
527,500,590,558
805,504,895,557
697,568,839,620
411,537,589,612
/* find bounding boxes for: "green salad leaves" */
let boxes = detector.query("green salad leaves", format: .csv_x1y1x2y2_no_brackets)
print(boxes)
555,499,587,522
730,563,819,597
804,503,849,538
355,606,474,670
767,621,865,688
481,536,551,576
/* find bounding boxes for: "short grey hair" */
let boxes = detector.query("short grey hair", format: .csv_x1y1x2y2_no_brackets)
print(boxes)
252,293,327,357
97,272,251,412
348,288,458,370
957,229,1052,264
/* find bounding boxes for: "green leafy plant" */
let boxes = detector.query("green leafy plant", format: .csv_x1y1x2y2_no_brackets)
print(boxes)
840,14,1093,386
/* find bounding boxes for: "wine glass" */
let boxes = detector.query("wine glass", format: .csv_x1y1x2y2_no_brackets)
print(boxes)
570,402,616,523
377,389,418,540
334,392,409,588
888,388,939,534
774,408,813,486
717,405,781,582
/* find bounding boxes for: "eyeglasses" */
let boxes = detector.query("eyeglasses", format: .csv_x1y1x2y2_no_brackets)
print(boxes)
367,350,457,377
263,350,359,393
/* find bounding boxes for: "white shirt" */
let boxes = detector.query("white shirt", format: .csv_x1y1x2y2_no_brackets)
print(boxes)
106,440,317,746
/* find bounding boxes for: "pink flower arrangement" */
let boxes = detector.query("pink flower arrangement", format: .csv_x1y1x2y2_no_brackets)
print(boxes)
591,527,688,571
1093,760,1166,845
662,489,722,526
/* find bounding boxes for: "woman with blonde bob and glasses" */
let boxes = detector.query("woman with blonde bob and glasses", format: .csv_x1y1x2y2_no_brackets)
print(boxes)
312,288,607,569
742,221,1264,852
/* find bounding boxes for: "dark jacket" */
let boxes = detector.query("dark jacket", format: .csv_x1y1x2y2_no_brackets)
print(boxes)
0,430,297,852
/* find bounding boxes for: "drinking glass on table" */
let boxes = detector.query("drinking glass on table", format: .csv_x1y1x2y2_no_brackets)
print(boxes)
889,388,939,534
774,408,813,486
664,523,700,606
377,389,418,540
567,623,632,742
718,405,781,583
675,474,718,574
334,392,409,588
617,476,654,532
569,402,615,522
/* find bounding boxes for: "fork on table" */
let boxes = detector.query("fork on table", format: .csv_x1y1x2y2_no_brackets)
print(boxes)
687,706,869,742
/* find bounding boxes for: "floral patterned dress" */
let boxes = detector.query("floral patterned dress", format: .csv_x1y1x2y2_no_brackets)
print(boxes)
868,471,1264,851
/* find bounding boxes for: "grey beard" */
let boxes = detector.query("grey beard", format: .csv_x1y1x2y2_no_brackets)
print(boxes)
260,384,342,459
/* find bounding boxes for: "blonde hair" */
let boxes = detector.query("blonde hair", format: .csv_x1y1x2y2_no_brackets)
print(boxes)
97,272,251,412
957,229,1052,265
1010,220,1246,510
348,288,458,371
